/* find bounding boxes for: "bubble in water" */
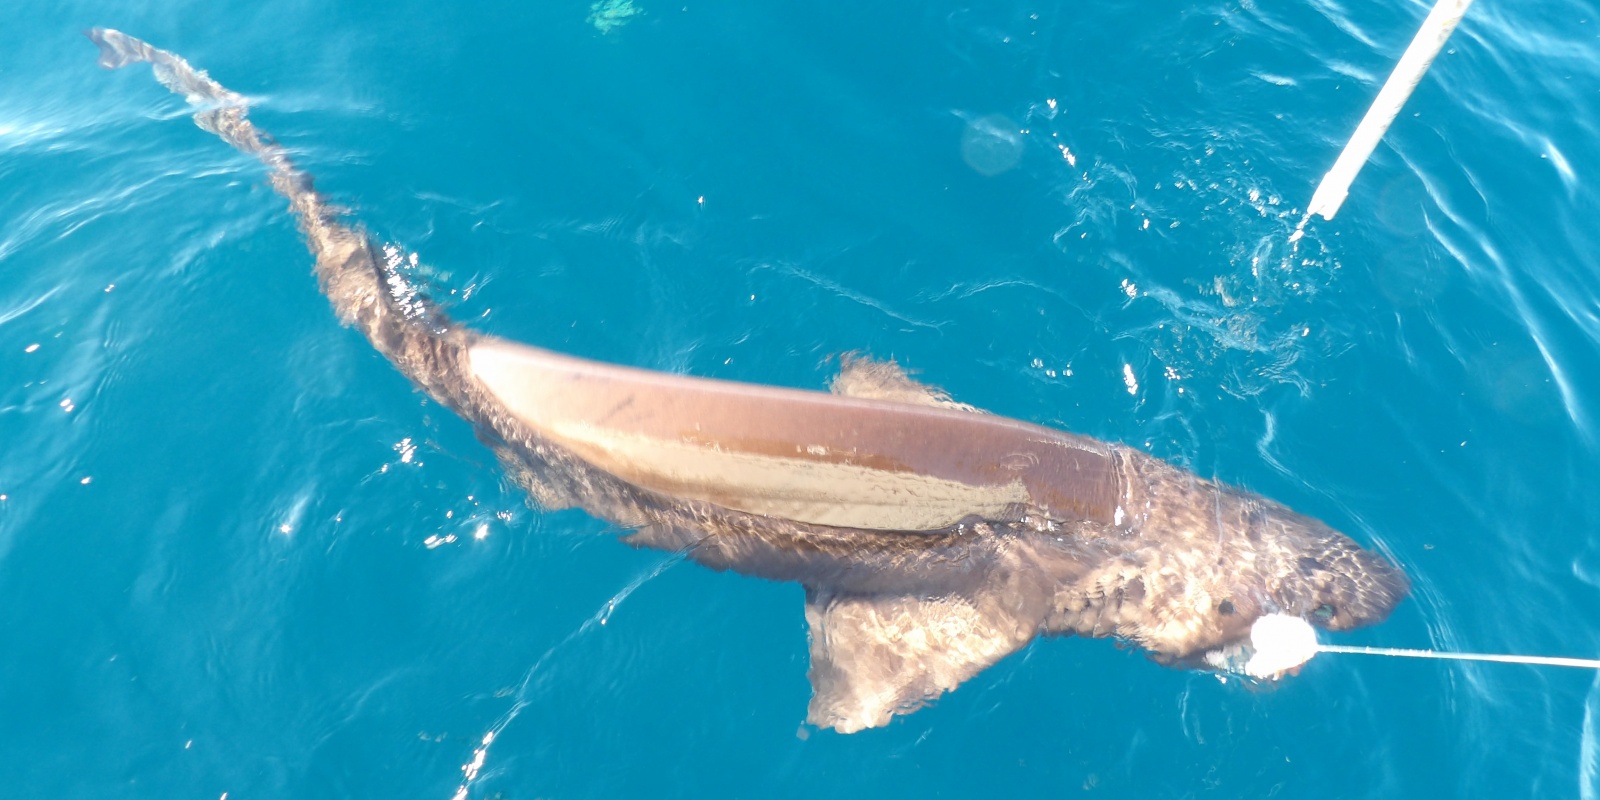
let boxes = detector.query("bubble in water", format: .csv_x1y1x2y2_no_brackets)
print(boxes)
960,114,1024,176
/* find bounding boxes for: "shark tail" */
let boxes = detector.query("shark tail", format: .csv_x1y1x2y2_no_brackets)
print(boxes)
86,28,334,261
87,28,473,403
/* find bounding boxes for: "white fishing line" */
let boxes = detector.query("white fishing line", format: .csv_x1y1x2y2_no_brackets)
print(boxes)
1318,645,1600,670
1246,613,1600,678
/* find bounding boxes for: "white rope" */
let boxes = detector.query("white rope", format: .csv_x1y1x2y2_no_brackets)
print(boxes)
1318,644,1600,670
1247,613,1600,676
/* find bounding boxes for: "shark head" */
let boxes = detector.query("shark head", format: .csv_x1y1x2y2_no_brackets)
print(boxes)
1273,516,1410,632
1189,493,1410,675
1097,451,1409,669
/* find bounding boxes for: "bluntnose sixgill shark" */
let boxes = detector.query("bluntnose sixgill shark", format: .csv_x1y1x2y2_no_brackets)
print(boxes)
87,28,1407,733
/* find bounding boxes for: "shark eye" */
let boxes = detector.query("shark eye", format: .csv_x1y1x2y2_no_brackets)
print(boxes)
1313,604,1336,621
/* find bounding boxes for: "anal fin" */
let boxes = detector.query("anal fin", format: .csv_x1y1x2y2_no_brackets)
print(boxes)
804,586,1040,733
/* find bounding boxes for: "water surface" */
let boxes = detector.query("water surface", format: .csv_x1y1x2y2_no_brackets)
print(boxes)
3,1,1600,797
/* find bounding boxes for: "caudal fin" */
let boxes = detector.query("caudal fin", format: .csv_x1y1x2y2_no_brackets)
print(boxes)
87,28,469,402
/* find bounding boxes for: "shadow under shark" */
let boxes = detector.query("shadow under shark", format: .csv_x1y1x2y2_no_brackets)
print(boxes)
88,28,1408,733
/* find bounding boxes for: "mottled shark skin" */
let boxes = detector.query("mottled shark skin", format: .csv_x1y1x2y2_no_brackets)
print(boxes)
89,29,1408,733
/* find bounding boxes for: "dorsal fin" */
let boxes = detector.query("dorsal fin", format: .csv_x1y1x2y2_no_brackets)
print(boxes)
828,354,983,413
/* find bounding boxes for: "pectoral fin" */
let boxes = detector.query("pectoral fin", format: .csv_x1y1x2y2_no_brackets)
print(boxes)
804,586,1040,733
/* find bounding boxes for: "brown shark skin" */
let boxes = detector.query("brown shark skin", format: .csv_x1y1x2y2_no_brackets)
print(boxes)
88,28,1408,734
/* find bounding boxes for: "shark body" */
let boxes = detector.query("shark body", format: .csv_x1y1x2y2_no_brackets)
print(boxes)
88,29,1407,733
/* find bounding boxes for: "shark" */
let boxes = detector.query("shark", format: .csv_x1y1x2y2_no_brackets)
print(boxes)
87,28,1408,733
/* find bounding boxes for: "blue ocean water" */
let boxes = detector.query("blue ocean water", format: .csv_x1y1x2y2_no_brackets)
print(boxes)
4,0,1600,796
